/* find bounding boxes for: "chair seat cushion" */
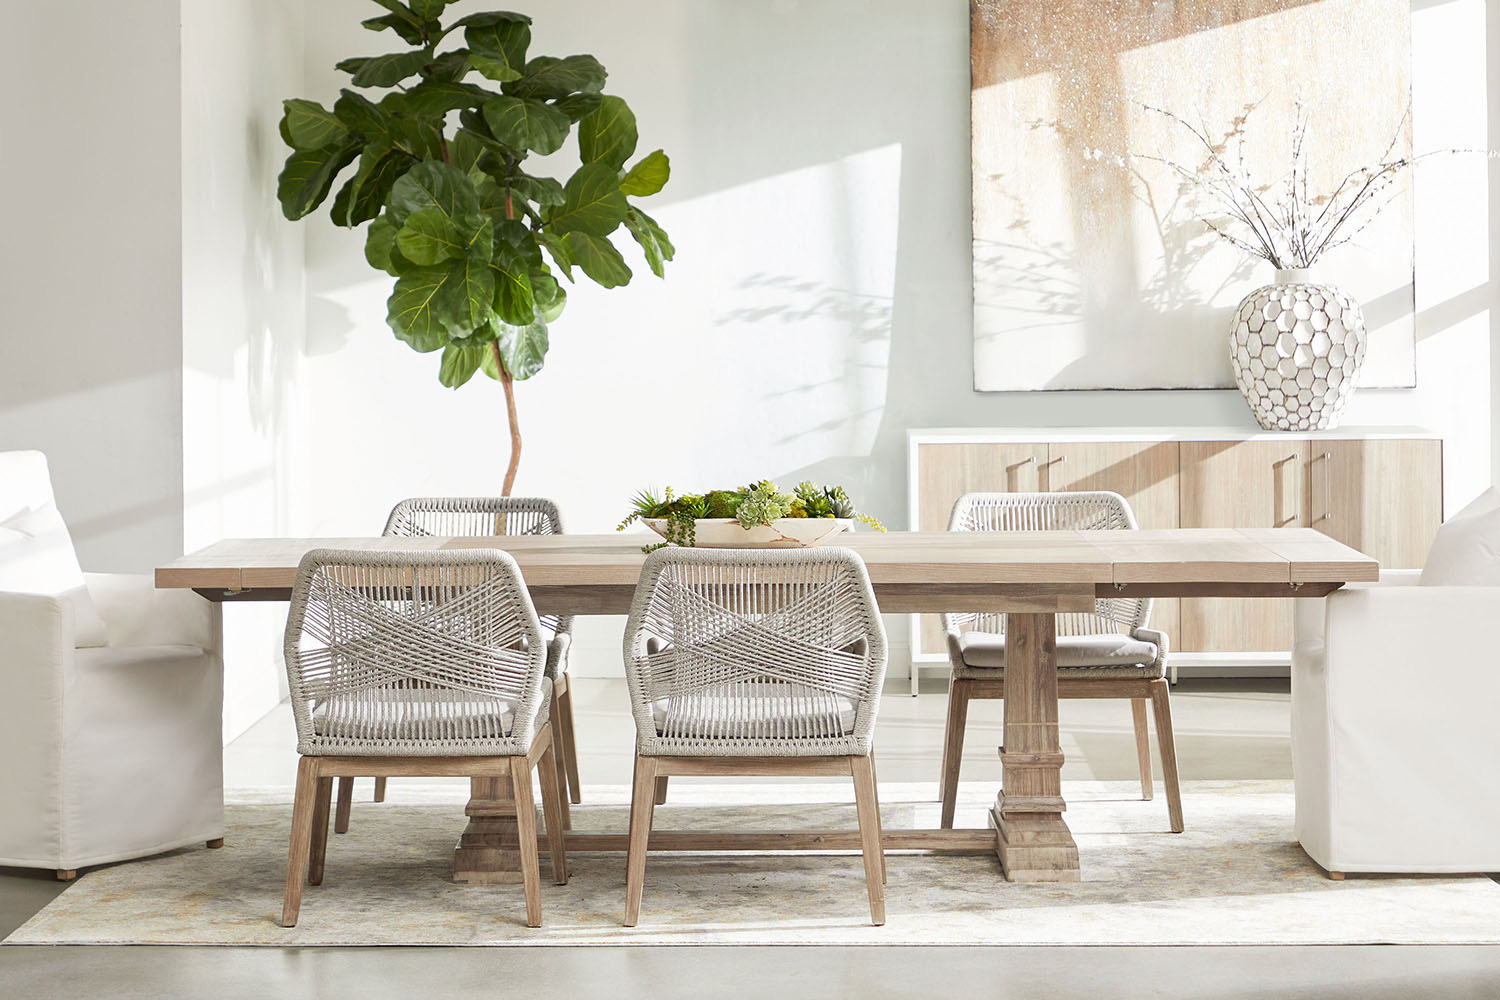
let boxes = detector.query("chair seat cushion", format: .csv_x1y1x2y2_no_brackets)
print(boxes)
956,631,1160,675
651,682,858,739
312,677,550,743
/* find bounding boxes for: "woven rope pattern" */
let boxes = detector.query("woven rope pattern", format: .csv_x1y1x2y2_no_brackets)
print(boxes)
383,497,574,677
283,548,548,757
624,547,888,757
943,491,1152,638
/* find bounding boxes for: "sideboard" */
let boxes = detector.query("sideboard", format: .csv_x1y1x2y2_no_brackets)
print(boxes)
906,427,1444,690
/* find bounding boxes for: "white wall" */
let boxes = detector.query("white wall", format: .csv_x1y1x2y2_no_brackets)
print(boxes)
181,0,306,739
287,0,1498,678
0,1,184,573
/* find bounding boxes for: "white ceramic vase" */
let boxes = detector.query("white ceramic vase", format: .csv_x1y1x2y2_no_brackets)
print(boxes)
1228,268,1367,431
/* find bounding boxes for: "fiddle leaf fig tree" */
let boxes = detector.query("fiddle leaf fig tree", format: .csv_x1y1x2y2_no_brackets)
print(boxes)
277,2,674,494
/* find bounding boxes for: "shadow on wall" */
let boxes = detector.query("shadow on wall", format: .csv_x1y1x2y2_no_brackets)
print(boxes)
719,271,893,502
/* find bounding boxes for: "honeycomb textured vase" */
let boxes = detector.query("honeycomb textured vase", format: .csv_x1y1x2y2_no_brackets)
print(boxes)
1229,274,1367,431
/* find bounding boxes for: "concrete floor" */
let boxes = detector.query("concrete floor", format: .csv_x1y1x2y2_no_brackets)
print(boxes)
4,678,1499,999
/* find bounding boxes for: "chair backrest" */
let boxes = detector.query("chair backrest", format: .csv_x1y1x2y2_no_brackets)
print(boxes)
283,548,547,757
945,491,1151,637
383,497,564,538
383,497,570,639
623,546,888,757
0,451,59,522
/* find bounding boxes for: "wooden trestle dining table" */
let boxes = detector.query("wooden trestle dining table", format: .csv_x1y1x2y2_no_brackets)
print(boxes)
156,527,1377,884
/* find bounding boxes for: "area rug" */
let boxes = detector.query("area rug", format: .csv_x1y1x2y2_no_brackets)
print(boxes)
8,780,1500,946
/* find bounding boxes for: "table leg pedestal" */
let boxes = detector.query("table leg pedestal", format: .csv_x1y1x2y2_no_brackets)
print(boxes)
453,776,524,884
990,612,1080,882
990,802,1079,882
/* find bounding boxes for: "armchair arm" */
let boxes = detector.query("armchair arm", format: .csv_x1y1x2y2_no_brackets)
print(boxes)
0,591,70,776
1348,569,1422,590
1131,625,1170,670
1298,582,1500,670
83,573,216,649
0,588,73,668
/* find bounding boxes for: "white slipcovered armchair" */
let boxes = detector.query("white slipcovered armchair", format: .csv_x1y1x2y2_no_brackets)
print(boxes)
0,451,224,879
1292,570,1500,876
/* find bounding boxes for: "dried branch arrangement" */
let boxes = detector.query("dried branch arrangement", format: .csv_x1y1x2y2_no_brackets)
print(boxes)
1133,100,1434,270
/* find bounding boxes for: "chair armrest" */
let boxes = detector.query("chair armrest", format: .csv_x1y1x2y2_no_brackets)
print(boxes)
0,590,71,727
1300,583,1500,668
1344,568,1422,591
83,573,216,649
0,589,73,662
1131,625,1170,664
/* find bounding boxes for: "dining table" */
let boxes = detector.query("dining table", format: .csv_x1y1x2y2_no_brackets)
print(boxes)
156,526,1378,884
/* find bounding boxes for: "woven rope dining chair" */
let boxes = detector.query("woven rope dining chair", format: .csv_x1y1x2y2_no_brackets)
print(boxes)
938,492,1183,832
331,497,581,836
279,548,567,928
622,546,890,927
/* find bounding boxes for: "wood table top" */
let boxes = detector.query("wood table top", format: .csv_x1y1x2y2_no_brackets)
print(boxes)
157,527,1378,601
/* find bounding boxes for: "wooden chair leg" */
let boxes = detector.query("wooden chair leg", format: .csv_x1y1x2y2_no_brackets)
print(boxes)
334,776,355,834
851,754,887,926
557,680,582,805
536,731,570,885
308,776,334,885
938,678,969,828
509,756,544,928
1149,679,1184,833
870,749,886,884
1131,697,1154,801
282,757,320,927
55,869,77,881
623,755,657,927
373,777,387,803
653,776,669,804
206,838,225,849
549,685,573,830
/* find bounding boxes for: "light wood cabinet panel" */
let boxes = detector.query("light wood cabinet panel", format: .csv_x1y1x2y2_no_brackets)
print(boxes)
1046,441,1181,641
1180,440,1308,652
1307,439,1443,568
915,442,1049,655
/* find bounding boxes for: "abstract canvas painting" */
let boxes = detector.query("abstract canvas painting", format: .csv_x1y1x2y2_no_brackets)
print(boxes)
971,0,1416,391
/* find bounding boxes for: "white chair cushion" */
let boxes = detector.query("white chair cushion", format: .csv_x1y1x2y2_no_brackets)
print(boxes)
312,678,550,742
0,504,107,648
651,682,858,738
1420,486,1500,587
957,631,1159,669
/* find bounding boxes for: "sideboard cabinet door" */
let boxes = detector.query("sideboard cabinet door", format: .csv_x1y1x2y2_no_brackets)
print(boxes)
1047,441,1182,640
1180,440,1308,652
1307,439,1443,568
913,442,1050,657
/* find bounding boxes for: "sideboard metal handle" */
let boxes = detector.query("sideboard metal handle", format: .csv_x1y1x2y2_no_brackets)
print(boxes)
1320,451,1333,523
1274,455,1299,526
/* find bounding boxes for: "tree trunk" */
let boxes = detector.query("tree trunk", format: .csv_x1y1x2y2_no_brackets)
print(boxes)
496,188,521,497
493,341,522,497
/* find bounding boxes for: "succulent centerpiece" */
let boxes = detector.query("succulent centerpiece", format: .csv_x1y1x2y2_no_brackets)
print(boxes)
619,482,886,551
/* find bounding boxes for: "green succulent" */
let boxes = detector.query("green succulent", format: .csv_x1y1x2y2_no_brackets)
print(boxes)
733,481,794,528
825,485,856,520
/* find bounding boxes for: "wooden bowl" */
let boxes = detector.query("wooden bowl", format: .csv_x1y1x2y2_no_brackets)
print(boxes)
643,517,851,548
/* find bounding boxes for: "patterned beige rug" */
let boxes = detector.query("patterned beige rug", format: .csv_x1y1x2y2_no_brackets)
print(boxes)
7,780,1500,946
